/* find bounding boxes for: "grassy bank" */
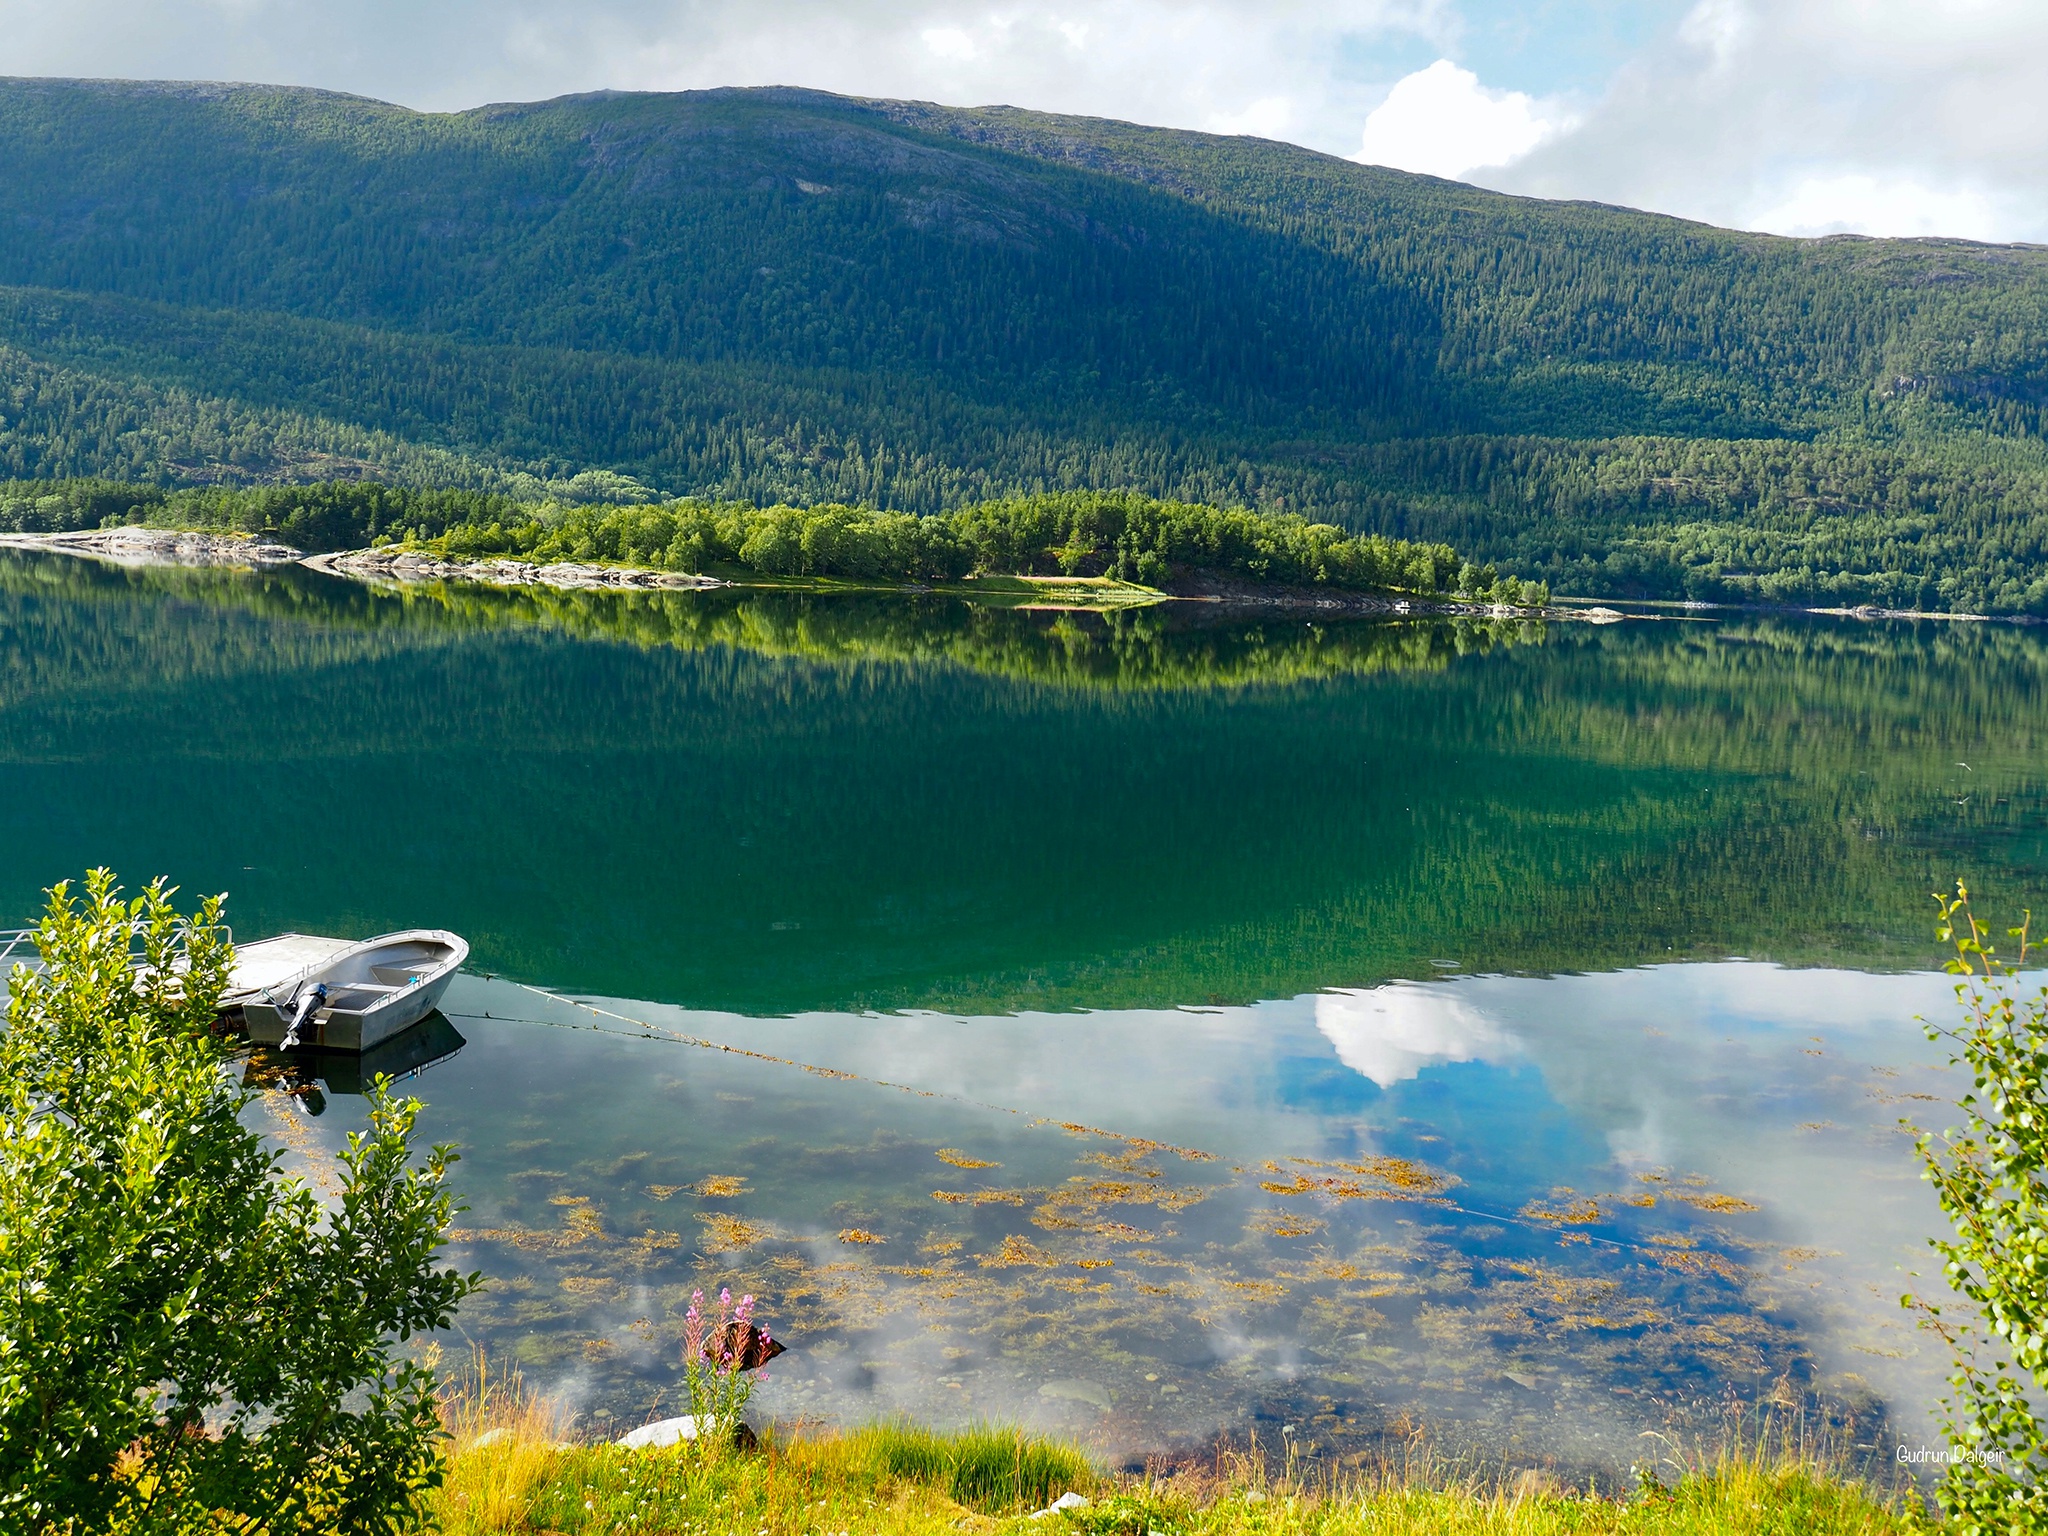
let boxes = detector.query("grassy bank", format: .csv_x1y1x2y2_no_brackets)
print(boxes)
432,1390,1918,1536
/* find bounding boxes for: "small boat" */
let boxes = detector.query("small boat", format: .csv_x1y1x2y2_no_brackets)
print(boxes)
242,929,468,1052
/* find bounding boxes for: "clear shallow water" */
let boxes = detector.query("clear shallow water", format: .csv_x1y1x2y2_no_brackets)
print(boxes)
256,963,1954,1479
3,550,2046,1477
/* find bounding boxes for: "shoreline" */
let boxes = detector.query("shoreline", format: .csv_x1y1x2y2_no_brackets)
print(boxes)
0,528,1588,619
2,526,2031,626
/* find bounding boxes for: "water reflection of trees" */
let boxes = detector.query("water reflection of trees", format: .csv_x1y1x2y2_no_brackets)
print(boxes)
1,550,2042,1014
0,551,1546,694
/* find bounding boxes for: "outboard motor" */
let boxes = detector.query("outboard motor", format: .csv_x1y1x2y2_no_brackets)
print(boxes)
280,983,328,1051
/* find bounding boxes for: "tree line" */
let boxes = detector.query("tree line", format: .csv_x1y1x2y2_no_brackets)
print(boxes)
0,478,1546,603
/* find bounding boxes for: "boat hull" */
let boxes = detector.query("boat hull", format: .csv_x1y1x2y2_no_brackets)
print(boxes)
245,969,457,1051
241,928,468,1053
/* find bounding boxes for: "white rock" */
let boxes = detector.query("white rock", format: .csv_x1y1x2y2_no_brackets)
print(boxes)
617,1414,704,1448
1027,1492,1092,1519
468,1428,511,1448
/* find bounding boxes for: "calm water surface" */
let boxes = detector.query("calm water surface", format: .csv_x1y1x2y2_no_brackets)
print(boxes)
4,551,2046,1478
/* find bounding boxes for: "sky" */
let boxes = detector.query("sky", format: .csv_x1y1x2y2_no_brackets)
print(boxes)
2,0,2045,242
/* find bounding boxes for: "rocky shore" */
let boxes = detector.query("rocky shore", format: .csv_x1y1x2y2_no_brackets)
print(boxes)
300,547,726,591
0,527,304,567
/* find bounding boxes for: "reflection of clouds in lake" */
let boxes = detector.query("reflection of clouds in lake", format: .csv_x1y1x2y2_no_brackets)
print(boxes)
1311,983,1519,1088
525,964,1964,1445
1435,963,1958,1439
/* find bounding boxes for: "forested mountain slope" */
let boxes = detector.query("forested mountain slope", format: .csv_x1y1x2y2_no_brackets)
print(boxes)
1,78,2045,610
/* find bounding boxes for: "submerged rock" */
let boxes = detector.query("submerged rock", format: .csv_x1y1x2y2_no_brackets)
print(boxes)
1037,1378,1111,1411
707,1319,786,1371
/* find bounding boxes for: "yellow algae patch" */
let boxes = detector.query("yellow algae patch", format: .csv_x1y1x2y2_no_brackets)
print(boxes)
1521,1196,1602,1225
1048,1124,1212,1162
1260,1157,1453,1203
931,1188,1027,1206
1260,1174,1317,1195
1044,1178,1210,1213
645,1184,686,1201
559,1275,622,1298
696,1212,771,1252
838,1228,887,1245
1090,1222,1158,1242
1081,1147,1163,1176
1073,1258,1115,1270
1652,1248,1747,1281
693,1175,749,1198
1224,1278,1290,1303
1332,1156,1456,1195
982,1235,1060,1268
458,1196,607,1252
627,1229,681,1260
1671,1191,1761,1214
1248,1209,1328,1238
936,1149,1000,1169
1779,1247,1832,1267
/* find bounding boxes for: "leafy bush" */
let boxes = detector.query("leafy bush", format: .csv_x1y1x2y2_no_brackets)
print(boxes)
1911,883,2048,1532
0,870,479,1535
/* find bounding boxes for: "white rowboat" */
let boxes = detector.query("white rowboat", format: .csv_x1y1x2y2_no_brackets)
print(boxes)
242,929,468,1052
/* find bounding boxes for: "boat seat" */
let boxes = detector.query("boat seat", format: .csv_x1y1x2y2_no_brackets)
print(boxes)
325,983,403,1002
369,966,429,985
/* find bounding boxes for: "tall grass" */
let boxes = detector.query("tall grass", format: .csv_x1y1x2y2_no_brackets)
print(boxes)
837,1420,1094,1512
435,1351,570,1536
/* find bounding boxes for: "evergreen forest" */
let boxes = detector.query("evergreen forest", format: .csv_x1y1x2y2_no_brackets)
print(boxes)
1,79,2045,611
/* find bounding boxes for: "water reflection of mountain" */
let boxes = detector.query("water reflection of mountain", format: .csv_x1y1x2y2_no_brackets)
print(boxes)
0,550,2042,1014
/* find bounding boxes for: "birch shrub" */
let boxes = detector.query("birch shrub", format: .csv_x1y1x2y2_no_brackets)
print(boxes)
1912,883,2048,1532
0,871,479,1535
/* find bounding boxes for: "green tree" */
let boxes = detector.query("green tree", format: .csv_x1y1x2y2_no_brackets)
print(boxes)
0,871,479,1535
1911,884,2048,1532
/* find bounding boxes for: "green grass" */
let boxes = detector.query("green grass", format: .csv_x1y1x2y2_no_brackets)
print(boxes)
839,1420,1095,1512
429,1415,1924,1536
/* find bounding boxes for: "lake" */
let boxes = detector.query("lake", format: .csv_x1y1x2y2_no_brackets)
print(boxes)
4,550,2045,1482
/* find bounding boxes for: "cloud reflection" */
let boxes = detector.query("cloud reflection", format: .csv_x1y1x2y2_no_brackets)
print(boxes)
1312,982,1520,1088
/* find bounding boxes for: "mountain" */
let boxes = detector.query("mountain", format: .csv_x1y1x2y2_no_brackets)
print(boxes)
1,77,2045,611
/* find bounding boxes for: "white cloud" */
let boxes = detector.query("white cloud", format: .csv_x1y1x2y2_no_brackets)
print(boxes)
1675,0,1749,68
919,25,979,62
1207,94,1298,140
1355,59,1573,180
1488,0,2048,241
1743,172,2020,242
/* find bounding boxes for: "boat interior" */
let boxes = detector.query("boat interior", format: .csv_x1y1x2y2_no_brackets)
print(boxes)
312,938,458,1014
